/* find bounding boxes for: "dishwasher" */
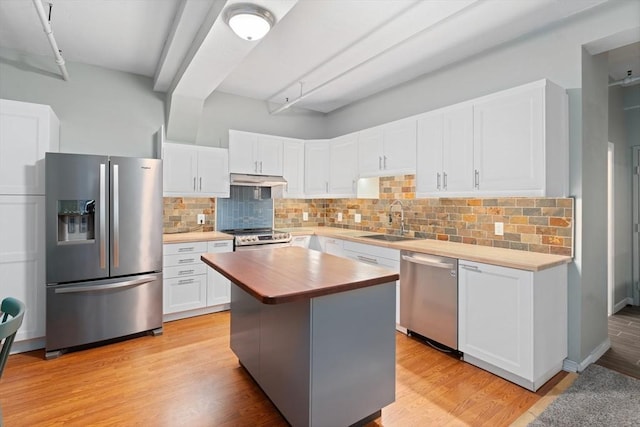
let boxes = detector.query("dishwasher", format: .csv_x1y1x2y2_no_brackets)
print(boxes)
400,250,458,351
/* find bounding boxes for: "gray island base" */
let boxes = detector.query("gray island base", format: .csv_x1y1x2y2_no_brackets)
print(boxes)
201,247,398,427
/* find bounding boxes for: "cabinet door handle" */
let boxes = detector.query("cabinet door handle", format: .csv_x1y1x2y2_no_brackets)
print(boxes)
254,161,258,173
260,161,263,173
178,258,195,264
193,177,196,191
378,156,382,170
178,278,195,285
178,247,195,252
213,242,230,248
178,269,194,275
437,173,441,190
199,177,202,191
460,264,480,272
474,169,480,189
325,181,329,192
443,172,448,190
383,155,387,169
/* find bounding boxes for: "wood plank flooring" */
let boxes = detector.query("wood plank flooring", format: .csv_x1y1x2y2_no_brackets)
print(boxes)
0,311,564,426
596,305,640,379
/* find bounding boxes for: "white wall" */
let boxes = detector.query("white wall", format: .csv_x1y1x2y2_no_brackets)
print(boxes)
609,85,633,306
195,91,327,148
0,48,164,158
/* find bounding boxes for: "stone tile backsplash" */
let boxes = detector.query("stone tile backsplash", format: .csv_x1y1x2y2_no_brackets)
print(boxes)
164,175,574,256
274,175,574,256
163,197,216,233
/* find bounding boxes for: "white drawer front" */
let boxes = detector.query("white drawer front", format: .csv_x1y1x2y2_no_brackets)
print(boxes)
207,240,233,252
164,241,208,256
343,241,399,262
164,263,207,279
164,253,203,267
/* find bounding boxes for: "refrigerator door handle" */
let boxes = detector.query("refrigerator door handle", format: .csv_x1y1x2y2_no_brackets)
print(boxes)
99,163,107,270
113,164,119,268
54,276,156,294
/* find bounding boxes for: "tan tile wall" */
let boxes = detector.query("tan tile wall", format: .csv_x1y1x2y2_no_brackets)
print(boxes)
276,175,574,256
163,197,216,233
274,199,325,227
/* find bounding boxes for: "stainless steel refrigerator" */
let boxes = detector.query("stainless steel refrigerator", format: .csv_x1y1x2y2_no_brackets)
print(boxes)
45,153,163,359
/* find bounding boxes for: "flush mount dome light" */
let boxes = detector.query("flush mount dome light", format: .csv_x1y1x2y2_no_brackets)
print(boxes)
225,3,275,41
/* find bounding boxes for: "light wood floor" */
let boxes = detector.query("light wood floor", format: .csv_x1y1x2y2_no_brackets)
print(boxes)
1,311,564,426
596,305,640,379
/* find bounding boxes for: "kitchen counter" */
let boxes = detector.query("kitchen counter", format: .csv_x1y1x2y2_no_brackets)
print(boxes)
276,226,571,272
201,247,396,426
162,231,232,244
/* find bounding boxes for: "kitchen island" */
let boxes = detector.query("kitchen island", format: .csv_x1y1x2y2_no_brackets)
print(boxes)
201,246,399,427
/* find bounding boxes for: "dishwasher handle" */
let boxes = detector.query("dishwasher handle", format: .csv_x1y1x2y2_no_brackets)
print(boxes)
402,254,454,270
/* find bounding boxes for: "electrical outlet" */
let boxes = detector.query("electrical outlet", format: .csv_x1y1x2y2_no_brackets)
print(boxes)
355,213,361,223
303,212,309,221
337,212,343,222
494,222,504,236
197,214,206,225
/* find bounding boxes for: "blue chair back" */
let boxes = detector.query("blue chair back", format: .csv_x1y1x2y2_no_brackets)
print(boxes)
0,297,26,379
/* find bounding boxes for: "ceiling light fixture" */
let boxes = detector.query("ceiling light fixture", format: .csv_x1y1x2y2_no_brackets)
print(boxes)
225,3,275,41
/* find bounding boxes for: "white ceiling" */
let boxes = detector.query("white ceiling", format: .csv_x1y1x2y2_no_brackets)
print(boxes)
0,0,636,114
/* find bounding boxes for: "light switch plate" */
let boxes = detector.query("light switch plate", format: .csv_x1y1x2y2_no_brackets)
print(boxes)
197,214,205,225
337,212,343,222
355,213,361,223
303,212,309,221
494,222,504,236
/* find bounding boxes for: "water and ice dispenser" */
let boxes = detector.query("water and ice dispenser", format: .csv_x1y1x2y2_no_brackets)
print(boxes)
57,199,95,243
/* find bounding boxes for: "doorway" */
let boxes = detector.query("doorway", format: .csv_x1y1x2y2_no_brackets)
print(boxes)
634,146,640,306
608,142,614,316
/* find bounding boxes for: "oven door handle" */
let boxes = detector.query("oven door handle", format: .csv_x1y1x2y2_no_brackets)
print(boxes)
54,276,156,294
401,255,454,270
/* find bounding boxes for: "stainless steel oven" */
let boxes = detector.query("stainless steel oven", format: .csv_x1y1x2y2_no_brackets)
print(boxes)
221,228,292,251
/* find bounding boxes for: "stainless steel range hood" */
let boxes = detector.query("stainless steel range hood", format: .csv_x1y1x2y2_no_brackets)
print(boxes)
230,173,287,187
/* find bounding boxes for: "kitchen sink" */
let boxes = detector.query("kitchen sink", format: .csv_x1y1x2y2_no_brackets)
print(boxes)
360,234,415,242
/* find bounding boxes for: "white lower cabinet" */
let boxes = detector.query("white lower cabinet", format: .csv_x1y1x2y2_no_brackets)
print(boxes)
310,236,346,257
206,240,233,306
343,241,401,328
458,260,567,391
0,195,46,351
163,239,232,320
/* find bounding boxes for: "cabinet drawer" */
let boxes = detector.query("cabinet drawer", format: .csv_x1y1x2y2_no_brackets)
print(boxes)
343,241,399,263
164,241,208,256
344,251,399,272
207,240,233,252
164,263,207,279
164,253,203,267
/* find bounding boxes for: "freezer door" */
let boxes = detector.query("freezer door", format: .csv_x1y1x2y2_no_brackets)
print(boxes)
45,153,110,284
109,156,162,276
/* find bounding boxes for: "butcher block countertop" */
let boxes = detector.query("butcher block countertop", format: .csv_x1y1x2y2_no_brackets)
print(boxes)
163,231,232,244
201,246,399,304
277,227,572,272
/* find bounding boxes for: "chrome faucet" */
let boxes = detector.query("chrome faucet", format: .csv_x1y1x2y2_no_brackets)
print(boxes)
388,199,407,235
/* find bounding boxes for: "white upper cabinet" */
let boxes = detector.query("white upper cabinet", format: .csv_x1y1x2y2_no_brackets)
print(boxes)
304,140,330,196
229,130,283,176
416,79,568,198
329,133,358,197
163,142,229,198
473,81,565,196
358,118,416,178
282,138,305,198
0,99,60,195
416,105,474,196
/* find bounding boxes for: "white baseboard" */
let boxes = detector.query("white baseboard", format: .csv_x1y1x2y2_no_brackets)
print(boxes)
562,337,611,372
613,297,634,313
